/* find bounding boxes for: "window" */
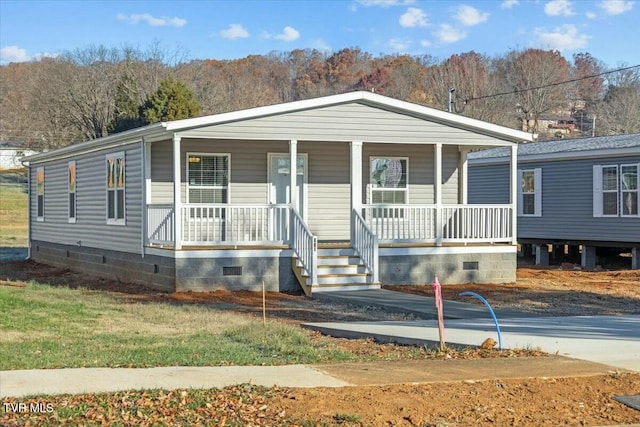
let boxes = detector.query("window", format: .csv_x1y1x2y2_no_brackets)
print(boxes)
68,161,76,223
187,154,229,204
369,157,408,204
106,152,125,225
518,168,542,217
36,167,44,221
594,164,640,217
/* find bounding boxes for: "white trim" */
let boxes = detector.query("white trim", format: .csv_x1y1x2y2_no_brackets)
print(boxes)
106,151,126,226
596,164,620,218
379,245,517,257
68,160,76,224
172,249,295,259
173,136,182,250
368,156,409,204
185,152,231,204
267,152,308,220
36,166,44,222
620,163,639,217
518,168,542,217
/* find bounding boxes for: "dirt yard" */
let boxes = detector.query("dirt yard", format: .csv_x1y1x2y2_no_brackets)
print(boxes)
2,260,640,426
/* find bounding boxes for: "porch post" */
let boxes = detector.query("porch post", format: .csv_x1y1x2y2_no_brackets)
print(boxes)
289,139,298,210
434,143,443,246
173,134,182,250
142,138,152,255
350,140,363,243
459,149,468,204
510,144,518,245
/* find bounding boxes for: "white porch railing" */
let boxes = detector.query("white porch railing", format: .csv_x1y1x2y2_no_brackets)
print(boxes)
362,204,513,244
291,208,318,285
146,204,291,246
352,209,379,283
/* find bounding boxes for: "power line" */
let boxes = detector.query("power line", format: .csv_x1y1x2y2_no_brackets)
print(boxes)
465,64,640,103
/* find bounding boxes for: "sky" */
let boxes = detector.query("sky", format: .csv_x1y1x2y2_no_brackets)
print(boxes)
0,0,638,68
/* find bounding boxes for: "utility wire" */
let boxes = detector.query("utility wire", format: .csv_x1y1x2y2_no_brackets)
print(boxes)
464,64,640,103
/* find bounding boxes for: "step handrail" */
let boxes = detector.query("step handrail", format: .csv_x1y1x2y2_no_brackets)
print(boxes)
291,208,318,286
352,209,379,283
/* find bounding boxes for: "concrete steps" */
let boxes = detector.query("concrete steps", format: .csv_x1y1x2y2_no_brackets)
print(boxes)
293,247,380,295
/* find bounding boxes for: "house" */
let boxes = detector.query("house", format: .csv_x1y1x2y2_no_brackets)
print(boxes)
0,141,38,169
468,133,640,269
22,91,533,294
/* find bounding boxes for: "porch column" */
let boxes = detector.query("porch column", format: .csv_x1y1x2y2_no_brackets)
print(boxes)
289,139,298,211
173,135,182,250
434,143,443,246
350,140,363,243
510,144,518,245
459,149,468,204
142,138,152,255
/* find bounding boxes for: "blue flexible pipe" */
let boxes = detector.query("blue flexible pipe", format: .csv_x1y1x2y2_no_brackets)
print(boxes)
458,291,503,350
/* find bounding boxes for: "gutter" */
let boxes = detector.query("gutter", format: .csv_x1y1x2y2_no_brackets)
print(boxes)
20,159,31,260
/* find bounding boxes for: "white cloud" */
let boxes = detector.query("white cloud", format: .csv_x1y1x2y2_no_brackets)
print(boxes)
116,13,186,27
501,0,519,9
534,24,589,51
598,0,634,14
275,26,300,41
219,24,250,39
420,39,432,48
586,11,598,18
399,7,428,27
313,39,332,53
357,0,415,7
0,45,30,63
544,0,575,16
454,5,490,26
434,24,467,43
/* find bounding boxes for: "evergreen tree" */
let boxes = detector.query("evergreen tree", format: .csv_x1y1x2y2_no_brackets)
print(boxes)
141,77,201,124
109,73,143,133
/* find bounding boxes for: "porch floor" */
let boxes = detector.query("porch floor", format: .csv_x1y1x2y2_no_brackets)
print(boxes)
147,241,512,251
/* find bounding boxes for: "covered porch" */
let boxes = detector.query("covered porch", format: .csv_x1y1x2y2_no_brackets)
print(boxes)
144,136,519,293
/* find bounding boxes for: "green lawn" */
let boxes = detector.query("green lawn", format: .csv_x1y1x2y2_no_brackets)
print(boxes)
0,171,28,246
0,282,355,370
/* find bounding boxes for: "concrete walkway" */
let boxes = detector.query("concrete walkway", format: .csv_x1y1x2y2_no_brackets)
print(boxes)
307,290,640,372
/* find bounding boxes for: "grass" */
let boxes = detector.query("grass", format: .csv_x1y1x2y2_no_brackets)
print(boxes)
0,281,356,370
0,169,28,246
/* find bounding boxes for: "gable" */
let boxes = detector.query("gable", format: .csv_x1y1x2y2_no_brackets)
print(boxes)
176,102,516,147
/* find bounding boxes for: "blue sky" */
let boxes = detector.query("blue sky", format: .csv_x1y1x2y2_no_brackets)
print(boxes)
1,0,638,68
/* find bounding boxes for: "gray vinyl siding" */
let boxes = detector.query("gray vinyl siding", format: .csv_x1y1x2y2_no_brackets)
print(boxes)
180,103,515,146
30,143,143,253
150,139,173,203
363,144,459,204
468,164,510,204
301,141,351,240
469,154,640,243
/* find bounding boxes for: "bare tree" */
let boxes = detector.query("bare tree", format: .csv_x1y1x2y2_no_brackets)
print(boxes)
594,66,640,134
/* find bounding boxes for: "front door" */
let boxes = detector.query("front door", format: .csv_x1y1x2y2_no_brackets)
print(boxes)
269,154,306,239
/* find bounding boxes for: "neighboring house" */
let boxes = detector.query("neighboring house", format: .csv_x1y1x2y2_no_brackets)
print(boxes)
23,91,533,294
0,141,38,169
468,133,640,269
521,115,577,138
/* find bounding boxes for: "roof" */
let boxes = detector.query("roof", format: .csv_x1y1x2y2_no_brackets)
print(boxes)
469,133,640,163
24,91,535,163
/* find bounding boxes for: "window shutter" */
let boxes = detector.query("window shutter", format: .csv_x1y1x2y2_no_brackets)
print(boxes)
593,165,603,217
534,168,542,217
517,169,523,216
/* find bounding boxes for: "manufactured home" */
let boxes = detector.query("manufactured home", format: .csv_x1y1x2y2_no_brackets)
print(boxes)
469,134,640,269
23,91,533,294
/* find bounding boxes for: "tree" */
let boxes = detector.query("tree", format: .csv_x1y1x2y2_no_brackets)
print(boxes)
141,77,201,124
594,66,640,134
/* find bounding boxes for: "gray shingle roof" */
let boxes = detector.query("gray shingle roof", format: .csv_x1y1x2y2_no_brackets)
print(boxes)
468,133,640,160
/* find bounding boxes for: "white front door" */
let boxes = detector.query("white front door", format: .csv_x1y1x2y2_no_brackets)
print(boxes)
269,154,306,217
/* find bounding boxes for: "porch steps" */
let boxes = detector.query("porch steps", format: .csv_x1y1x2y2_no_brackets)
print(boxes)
292,247,380,295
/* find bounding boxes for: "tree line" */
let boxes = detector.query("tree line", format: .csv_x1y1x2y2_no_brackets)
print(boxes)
1,43,638,149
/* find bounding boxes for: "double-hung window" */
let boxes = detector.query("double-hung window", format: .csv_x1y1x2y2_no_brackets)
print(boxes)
36,167,44,221
106,152,125,225
369,157,408,204
517,168,542,217
187,154,229,204
68,160,76,223
594,164,639,217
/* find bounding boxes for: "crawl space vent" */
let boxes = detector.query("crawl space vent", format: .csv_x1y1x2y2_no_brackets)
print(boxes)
463,261,479,270
223,266,243,276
